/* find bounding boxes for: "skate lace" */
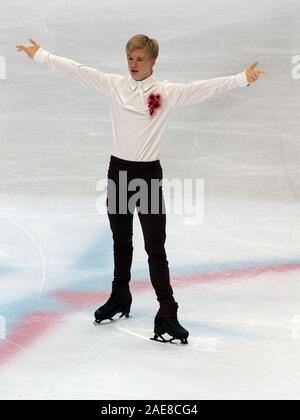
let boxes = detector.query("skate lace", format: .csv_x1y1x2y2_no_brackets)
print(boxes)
102,296,121,310
163,317,186,332
103,293,131,310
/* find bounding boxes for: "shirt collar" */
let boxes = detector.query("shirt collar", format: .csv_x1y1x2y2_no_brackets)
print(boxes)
129,71,157,92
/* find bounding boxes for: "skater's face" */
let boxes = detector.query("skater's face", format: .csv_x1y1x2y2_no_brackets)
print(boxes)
127,47,156,81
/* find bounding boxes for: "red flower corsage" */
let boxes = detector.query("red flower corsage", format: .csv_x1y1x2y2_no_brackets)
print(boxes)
147,93,162,117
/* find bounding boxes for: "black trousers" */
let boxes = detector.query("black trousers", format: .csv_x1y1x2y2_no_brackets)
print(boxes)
106,155,177,315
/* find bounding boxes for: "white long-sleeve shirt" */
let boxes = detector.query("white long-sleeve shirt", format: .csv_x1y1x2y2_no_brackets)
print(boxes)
34,47,250,162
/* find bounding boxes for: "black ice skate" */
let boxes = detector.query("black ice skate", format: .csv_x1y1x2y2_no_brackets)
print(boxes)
150,315,189,345
94,293,132,324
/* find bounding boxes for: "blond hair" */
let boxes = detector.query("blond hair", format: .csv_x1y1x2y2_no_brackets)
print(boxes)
126,34,159,60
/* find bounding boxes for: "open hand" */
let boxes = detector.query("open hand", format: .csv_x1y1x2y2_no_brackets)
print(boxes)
16,38,41,59
246,61,266,84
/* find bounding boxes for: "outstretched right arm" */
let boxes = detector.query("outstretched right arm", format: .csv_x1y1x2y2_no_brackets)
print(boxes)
16,38,121,96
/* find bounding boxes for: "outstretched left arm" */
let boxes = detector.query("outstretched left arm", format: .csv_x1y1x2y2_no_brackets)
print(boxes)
164,62,266,109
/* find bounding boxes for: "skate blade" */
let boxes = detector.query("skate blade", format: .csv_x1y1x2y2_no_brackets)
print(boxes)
94,313,131,325
150,334,169,343
169,337,188,345
94,318,114,325
150,336,188,345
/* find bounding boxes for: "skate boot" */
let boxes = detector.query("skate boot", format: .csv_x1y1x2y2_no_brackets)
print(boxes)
94,291,132,324
150,303,189,344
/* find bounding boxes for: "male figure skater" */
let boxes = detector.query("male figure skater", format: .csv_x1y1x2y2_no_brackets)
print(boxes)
16,34,265,344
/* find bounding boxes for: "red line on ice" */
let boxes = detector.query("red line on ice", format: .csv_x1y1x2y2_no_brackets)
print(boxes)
0,312,64,365
0,262,299,364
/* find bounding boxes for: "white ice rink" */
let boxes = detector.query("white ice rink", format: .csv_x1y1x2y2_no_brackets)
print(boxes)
1,0,300,400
